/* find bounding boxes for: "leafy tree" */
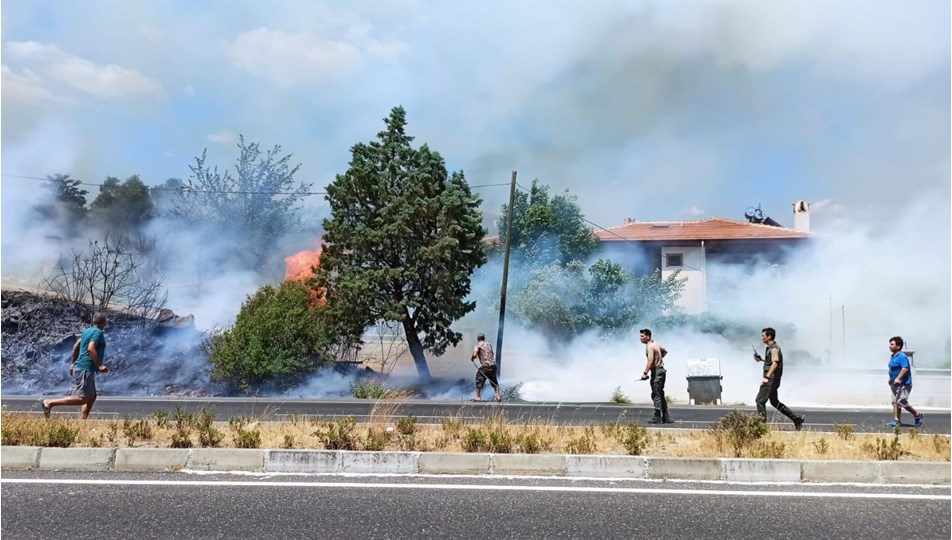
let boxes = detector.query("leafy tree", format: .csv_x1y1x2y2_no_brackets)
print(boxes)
495,179,597,268
512,259,685,342
150,177,183,216
34,174,88,233
317,106,488,381
90,175,154,230
204,281,348,392
172,136,312,271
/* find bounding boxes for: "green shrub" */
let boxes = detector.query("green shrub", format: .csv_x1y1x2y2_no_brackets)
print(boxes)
397,416,418,436
281,435,295,449
205,281,347,392
750,441,786,459
122,418,153,443
610,386,631,404
518,431,545,454
198,426,224,448
315,416,359,450
834,423,854,440
461,428,489,452
170,429,193,448
153,411,169,429
863,429,904,460
565,427,597,455
351,381,391,399
622,423,649,455
234,428,262,449
487,426,514,453
713,411,769,457
46,424,80,448
362,428,391,451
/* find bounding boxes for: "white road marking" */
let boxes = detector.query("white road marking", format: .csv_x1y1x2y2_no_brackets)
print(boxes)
2,478,948,500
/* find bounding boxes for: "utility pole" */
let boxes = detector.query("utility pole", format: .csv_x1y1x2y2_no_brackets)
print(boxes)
496,171,517,377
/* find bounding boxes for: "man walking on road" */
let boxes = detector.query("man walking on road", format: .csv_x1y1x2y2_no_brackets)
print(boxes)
886,335,923,428
639,328,672,424
41,312,109,419
470,333,501,402
753,327,804,430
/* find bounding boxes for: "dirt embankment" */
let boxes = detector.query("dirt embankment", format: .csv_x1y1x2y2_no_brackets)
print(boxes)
1,290,216,396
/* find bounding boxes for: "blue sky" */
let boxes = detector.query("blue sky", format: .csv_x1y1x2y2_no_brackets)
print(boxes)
2,0,949,232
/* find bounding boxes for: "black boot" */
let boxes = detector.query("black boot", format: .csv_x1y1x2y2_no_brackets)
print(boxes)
662,417,674,424
648,416,662,424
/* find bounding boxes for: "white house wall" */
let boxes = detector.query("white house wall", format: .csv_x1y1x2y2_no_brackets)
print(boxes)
661,245,706,314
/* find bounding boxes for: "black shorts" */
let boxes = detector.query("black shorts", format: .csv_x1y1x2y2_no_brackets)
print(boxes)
69,369,97,399
475,365,499,389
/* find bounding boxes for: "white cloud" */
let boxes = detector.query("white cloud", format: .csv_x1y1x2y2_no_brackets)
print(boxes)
227,28,361,87
206,130,237,144
683,206,705,217
4,41,161,98
0,65,71,105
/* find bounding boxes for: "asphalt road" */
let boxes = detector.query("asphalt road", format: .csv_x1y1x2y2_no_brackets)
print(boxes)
2,396,949,434
1,471,949,539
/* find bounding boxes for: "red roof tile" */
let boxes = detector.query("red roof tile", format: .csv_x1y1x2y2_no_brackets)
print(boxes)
594,217,810,242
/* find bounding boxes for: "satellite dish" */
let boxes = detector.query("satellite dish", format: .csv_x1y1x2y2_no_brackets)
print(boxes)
744,207,757,221
753,208,764,222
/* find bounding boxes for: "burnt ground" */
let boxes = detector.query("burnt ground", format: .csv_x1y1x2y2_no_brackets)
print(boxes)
1,290,216,396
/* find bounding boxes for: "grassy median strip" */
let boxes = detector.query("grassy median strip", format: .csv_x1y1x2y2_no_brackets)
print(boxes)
2,408,949,462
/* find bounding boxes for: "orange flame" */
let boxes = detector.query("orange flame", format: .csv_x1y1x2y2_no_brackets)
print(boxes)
284,240,326,307
285,241,322,282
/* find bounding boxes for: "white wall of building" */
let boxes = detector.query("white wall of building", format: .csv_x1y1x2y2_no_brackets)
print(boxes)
661,245,706,314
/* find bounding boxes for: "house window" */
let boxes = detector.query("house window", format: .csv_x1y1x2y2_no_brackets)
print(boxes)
666,253,683,268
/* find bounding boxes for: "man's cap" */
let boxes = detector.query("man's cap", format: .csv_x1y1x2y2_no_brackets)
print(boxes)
477,333,485,340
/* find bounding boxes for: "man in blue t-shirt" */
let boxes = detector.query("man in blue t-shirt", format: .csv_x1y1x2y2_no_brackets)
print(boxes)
886,335,923,428
41,312,110,419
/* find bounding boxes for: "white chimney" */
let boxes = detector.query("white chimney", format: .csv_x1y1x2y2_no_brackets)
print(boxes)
792,200,810,232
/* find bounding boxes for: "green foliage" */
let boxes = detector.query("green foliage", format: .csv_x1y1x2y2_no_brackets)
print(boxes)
461,427,489,452
90,175,154,230
233,428,262,449
712,411,769,457
565,427,598,455
751,440,787,459
46,424,80,448
205,281,340,391
315,416,359,450
170,429,193,449
863,429,904,460
153,411,169,429
517,430,549,454
350,380,392,399
501,382,524,401
397,416,418,435
173,135,312,271
281,435,295,449
318,107,488,380
622,423,649,455
834,423,855,440
363,428,391,451
493,179,598,268
34,173,88,234
654,312,797,348
198,426,224,448
610,386,632,404
513,260,685,340
122,417,154,443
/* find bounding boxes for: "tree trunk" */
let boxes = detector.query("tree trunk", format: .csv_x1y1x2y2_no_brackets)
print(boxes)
402,315,432,382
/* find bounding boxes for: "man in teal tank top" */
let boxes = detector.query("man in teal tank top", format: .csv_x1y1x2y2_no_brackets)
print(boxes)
41,312,109,419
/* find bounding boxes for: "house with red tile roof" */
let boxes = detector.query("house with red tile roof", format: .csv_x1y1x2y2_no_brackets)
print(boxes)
594,202,812,313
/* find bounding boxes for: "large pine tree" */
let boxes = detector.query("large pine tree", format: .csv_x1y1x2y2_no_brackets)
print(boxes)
317,107,487,381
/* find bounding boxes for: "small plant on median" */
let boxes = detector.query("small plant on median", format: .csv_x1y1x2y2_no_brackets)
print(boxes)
170,428,193,449
812,438,829,455
315,416,359,450
712,410,769,458
46,423,80,448
234,428,262,449
362,428,391,451
610,386,631,404
502,382,524,401
565,427,597,455
834,423,854,440
863,428,904,460
198,425,224,448
122,417,154,444
397,416,418,436
750,440,787,459
350,380,391,399
622,423,649,456
281,434,295,449
461,427,489,452
153,411,169,429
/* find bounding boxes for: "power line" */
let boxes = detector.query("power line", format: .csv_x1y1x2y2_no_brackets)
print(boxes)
1,173,511,197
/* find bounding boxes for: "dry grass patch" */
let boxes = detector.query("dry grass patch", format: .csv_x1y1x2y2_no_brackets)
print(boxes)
2,410,949,462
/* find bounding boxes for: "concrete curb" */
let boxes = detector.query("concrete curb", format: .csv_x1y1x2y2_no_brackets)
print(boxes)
2,446,949,485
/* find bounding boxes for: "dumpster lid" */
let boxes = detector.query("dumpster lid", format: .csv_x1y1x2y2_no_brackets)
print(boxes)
686,358,721,377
